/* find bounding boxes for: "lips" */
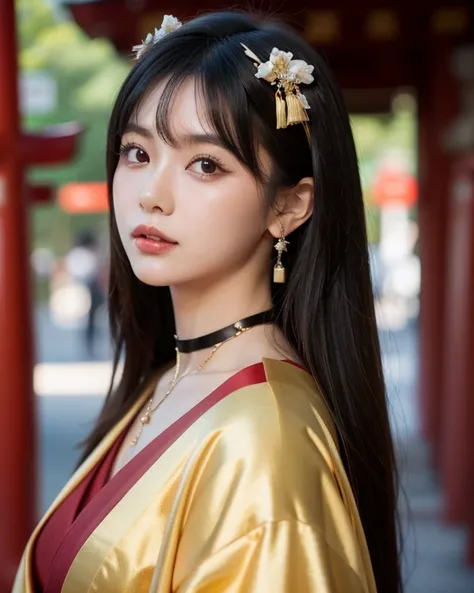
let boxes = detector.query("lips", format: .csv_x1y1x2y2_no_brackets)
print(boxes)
131,224,178,256
131,224,177,244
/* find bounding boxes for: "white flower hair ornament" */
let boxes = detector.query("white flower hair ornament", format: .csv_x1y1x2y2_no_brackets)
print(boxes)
132,15,182,59
242,44,314,141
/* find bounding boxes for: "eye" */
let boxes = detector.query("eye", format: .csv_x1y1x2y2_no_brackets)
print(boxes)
119,143,150,165
187,155,225,178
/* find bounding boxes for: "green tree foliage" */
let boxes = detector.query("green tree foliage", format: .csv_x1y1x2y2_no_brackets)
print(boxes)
18,0,129,185
16,0,130,252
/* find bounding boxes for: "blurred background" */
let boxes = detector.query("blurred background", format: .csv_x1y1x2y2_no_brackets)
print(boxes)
1,0,474,592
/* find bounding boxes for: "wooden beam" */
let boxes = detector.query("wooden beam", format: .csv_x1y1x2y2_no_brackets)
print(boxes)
65,0,473,57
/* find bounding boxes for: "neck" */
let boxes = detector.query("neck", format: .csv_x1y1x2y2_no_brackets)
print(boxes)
170,269,273,372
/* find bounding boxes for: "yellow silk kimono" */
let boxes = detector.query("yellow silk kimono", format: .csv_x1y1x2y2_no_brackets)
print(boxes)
13,358,376,592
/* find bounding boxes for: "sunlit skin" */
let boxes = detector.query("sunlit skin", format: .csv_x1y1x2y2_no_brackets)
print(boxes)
111,79,314,470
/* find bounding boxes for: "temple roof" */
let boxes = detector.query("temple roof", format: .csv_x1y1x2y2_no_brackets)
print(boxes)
62,0,473,110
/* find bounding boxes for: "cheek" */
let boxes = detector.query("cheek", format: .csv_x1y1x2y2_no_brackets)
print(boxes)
219,179,266,234
112,172,134,235
182,178,266,255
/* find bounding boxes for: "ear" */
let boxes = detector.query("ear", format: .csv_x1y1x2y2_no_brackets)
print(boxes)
267,177,314,239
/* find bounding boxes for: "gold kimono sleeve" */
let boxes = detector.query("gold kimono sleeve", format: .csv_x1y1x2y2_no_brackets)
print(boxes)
177,518,368,592
170,379,376,593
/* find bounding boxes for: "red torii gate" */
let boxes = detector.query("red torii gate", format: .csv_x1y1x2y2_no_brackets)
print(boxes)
0,0,82,588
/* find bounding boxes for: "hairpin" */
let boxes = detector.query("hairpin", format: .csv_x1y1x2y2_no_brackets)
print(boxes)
132,15,182,59
242,44,313,140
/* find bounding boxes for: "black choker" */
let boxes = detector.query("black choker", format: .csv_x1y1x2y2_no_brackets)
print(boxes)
175,310,274,353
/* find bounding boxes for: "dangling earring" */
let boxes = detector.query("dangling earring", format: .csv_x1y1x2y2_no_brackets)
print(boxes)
273,222,289,283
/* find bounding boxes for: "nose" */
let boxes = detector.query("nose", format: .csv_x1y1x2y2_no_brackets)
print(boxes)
138,167,174,215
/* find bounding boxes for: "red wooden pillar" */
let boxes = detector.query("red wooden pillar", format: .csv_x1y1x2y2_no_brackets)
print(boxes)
417,42,458,457
438,42,474,528
466,156,474,562
0,0,36,589
440,156,474,524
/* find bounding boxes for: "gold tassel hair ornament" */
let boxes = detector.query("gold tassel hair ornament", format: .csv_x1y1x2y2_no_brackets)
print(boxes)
242,44,313,142
275,87,287,130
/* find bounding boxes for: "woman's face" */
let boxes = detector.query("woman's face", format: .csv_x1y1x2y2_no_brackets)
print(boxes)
113,79,273,289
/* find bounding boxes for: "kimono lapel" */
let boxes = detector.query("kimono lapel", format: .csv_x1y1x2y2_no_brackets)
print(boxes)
12,388,150,593
53,362,267,593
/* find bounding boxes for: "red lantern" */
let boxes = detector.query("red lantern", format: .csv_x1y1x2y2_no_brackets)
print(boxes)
58,181,108,213
371,167,418,208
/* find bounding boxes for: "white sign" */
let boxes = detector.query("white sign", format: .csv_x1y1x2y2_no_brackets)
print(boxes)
20,72,57,116
379,204,412,263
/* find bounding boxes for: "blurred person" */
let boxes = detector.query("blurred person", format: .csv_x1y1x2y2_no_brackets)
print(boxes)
31,247,56,305
368,241,387,300
64,230,105,355
14,12,401,593
31,247,56,281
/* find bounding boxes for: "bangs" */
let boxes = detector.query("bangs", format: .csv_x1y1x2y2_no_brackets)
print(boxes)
125,50,269,183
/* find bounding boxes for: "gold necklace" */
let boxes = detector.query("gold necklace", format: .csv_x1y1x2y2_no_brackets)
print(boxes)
130,327,250,446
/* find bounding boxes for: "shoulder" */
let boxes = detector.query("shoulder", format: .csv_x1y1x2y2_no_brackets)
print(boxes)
188,358,348,524
208,358,339,468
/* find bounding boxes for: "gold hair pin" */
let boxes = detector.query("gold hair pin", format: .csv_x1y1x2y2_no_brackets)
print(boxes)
242,44,313,140
132,15,182,59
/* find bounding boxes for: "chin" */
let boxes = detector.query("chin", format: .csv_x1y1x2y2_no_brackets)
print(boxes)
131,257,224,290
131,259,179,287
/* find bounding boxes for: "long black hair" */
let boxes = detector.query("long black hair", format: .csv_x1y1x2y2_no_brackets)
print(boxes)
80,11,401,592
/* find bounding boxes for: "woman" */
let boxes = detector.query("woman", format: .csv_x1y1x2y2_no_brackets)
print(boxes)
14,10,401,593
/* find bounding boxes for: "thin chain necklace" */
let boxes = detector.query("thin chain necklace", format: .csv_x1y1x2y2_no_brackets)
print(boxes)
130,326,250,447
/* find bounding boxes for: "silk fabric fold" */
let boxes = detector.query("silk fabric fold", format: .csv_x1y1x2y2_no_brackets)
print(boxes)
13,358,377,593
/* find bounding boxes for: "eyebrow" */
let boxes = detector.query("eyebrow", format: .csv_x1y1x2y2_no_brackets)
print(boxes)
179,133,227,150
